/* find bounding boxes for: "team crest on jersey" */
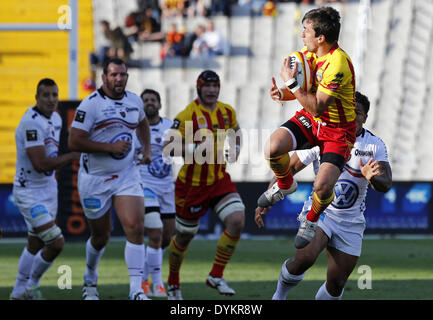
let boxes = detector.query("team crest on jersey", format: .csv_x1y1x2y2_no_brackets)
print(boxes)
197,115,208,128
316,69,324,83
75,110,86,123
26,130,38,141
120,111,126,118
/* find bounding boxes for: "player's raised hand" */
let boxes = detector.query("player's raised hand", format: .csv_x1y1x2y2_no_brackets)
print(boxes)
254,206,271,228
359,158,383,181
270,77,283,106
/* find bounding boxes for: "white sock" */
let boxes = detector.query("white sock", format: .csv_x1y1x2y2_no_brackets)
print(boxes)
84,238,105,284
28,250,53,288
125,241,145,295
315,281,344,300
142,245,148,282
147,246,163,287
12,247,35,297
272,259,305,300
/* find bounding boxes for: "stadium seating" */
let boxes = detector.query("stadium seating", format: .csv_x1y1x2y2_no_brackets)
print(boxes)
4,0,432,183
0,0,94,183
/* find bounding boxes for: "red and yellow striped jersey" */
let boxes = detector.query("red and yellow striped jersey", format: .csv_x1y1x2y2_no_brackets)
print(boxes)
171,99,238,186
301,44,356,124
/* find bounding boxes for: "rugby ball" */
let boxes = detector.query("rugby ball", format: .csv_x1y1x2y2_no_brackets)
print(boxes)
288,51,313,92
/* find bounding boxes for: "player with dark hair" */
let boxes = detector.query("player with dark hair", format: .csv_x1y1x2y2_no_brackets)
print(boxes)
163,70,245,300
255,92,392,300
10,78,80,299
134,88,175,298
69,58,152,300
258,6,357,249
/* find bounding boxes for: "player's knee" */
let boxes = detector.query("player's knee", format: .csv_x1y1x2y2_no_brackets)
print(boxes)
161,235,172,249
92,233,110,250
313,179,334,198
224,211,245,235
264,139,282,159
174,232,195,248
144,211,163,229
47,236,64,256
296,250,317,270
147,228,162,247
327,278,346,295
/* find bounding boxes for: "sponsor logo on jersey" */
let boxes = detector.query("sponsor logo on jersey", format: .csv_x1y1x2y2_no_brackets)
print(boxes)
296,114,312,130
109,132,133,159
75,110,86,123
331,179,359,209
148,155,172,178
354,149,374,157
189,204,203,214
83,198,102,209
26,130,38,141
143,188,157,199
30,204,49,219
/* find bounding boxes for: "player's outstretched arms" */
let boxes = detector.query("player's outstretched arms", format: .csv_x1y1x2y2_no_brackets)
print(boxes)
360,158,392,193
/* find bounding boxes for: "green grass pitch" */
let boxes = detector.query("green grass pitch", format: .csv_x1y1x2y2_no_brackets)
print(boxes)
1,238,433,300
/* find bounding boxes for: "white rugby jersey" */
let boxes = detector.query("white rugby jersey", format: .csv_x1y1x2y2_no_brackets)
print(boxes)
71,88,145,175
14,107,62,187
135,117,174,190
298,128,389,224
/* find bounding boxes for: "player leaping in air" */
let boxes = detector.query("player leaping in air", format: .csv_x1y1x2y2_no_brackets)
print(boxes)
257,7,357,249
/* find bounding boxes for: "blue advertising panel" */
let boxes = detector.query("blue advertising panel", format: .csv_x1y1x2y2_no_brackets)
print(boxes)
262,182,432,232
364,183,430,229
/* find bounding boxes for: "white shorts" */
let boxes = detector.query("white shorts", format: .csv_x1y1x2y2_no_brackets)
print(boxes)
318,215,366,257
12,184,58,234
78,166,143,220
142,185,175,215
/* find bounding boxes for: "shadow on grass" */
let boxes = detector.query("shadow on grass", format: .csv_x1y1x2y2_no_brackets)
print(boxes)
2,279,433,300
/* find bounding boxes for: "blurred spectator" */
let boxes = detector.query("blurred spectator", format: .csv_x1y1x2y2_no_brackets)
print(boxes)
201,19,230,56
125,8,164,42
189,24,209,58
161,23,187,59
161,0,185,18
210,0,232,16
184,0,208,17
262,1,278,17
90,20,133,67
88,20,134,89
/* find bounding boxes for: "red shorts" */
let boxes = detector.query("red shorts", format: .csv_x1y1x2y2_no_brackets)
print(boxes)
282,109,356,170
175,172,238,220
